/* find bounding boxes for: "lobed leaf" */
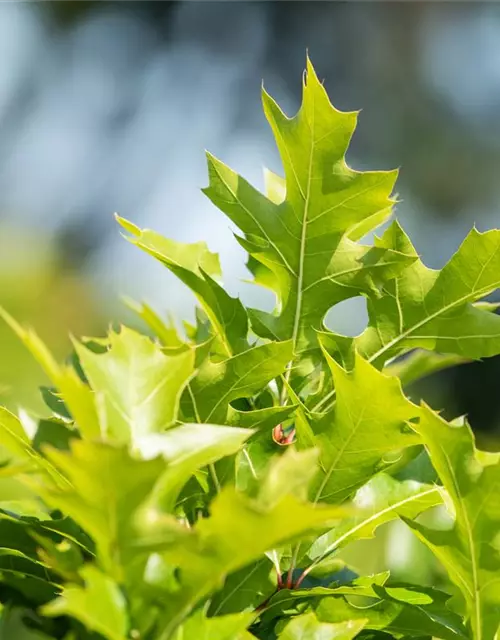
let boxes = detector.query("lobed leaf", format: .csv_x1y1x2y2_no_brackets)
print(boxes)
153,450,349,636
74,326,194,443
278,612,366,640
41,565,128,640
117,215,249,356
406,405,500,640
306,474,442,577
172,609,256,640
37,439,165,577
307,351,420,504
186,340,293,424
136,423,253,511
203,57,414,355
357,222,500,369
0,308,99,439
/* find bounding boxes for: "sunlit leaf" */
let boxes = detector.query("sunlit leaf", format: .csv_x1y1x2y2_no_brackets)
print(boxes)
172,608,255,640
406,405,500,640
153,450,348,636
187,340,293,423
307,351,420,503
136,423,252,511
37,440,165,577
0,308,99,438
117,215,248,356
42,565,128,640
306,474,441,577
278,612,366,640
74,326,194,443
203,57,414,355
357,221,500,368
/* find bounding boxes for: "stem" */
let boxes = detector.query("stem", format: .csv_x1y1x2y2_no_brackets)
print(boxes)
293,567,309,590
311,387,336,413
280,366,292,405
209,463,221,493
286,543,301,588
269,550,283,588
242,448,258,479
189,383,221,494
254,587,279,613
296,485,441,589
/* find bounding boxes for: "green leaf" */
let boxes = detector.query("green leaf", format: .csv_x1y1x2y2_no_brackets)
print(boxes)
38,440,165,577
0,407,70,490
209,557,275,616
153,451,348,636
264,577,466,640
357,221,500,368
278,612,366,640
41,565,128,640
315,583,467,640
227,404,297,431
0,608,53,640
306,474,442,575
124,298,187,350
0,308,99,439
33,418,78,454
203,57,414,354
157,487,346,633
258,448,320,509
117,215,248,356
188,340,293,424
172,609,255,640
40,387,73,422
0,514,73,604
405,404,500,640
74,326,194,443
136,423,253,511
385,350,469,387
308,351,420,503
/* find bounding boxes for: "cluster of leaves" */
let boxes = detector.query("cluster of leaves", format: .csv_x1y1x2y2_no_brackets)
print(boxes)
0,58,500,640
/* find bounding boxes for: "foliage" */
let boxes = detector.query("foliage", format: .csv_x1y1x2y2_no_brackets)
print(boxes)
0,56,498,639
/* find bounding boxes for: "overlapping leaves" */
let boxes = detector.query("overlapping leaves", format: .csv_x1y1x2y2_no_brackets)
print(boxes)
0,55,499,640
203,57,414,355
357,221,500,369
407,406,500,640
295,350,421,504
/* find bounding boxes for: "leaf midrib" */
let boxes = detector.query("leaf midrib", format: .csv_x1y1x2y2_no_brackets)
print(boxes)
314,406,367,503
301,486,439,581
368,280,500,366
204,351,280,423
313,279,500,414
435,439,481,640
290,106,316,350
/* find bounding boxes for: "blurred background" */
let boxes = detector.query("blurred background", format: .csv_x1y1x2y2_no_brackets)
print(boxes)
0,0,498,591
0,3,499,424
2,2,500,425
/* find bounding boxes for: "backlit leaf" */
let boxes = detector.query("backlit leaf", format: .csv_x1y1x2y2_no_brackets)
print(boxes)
278,612,366,640
117,215,248,356
136,423,252,511
38,440,165,577
306,474,441,576
357,221,500,368
154,450,348,636
406,405,500,640
308,351,420,503
0,308,99,439
74,326,194,443
187,340,293,424
203,57,414,354
172,609,255,640
42,565,128,640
